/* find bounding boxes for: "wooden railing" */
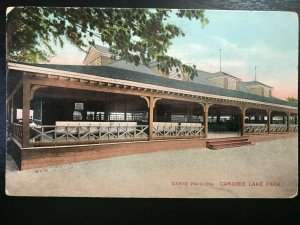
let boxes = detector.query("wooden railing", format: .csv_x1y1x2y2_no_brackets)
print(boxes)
153,122,204,137
29,124,149,143
289,124,298,132
244,123,298,134
20,122,297,145
269,124,287,133
244,124,268,134
12,123,22,142
29,122,205,144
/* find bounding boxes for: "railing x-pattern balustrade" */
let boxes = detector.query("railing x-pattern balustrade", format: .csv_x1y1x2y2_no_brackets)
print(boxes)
11,123,22,142
28,121,204,144
244,124,268,133
29,124,149,143
10,120,296,147
288,124,298,132
153,122,204,137
244,123,298,134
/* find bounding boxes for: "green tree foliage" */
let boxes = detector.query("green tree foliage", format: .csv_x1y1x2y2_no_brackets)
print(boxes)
286,97,298,102
7,7,208,80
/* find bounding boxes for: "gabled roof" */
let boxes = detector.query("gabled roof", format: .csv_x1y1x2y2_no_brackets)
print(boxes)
193,70,242,86
192,70,213,86
209,71,241,80
94,44,111,55
106,60,159,76
83,45,110,63
241,81,273,88
8,62,297,108
84,44,159,75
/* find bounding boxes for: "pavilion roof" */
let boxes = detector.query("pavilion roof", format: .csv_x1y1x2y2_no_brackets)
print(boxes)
105,60,160,76
10,62,297,108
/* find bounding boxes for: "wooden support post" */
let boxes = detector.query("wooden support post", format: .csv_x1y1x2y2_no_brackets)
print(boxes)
240,107,246,136
7,98,11,124
148,96,154,141
7,85,18,124
203,103,210,138
267,110,271,134
10,96,14,123
286,113,290,133
22,77,30,147
141,96,160,141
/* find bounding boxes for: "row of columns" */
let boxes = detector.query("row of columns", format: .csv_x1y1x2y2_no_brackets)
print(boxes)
145,97,296,141
241,108,294,136
16,81,297,147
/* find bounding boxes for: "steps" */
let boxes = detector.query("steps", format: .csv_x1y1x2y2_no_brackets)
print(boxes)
206,137,252,150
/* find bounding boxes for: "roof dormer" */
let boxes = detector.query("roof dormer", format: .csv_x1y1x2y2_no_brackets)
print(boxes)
83,45,113,66
208,71,241,90
240,81,273,97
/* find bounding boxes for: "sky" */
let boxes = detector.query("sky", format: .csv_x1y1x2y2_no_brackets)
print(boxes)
48,10,298,100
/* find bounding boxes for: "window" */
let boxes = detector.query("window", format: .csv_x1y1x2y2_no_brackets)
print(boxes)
220,116,230,122
171,114,188,123
127,112,148,122
86,111,105,121
126,113,133,121
191,115,203,123
86,111,95,120
16,109,33,120
208,116,217,123
96,112,105,121
109,112,125,121
74,102,84,110
73,111,82,120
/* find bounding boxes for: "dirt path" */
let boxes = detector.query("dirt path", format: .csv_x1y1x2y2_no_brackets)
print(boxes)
5,137,298,198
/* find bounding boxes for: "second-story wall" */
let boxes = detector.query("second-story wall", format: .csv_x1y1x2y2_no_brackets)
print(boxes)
209,77,239,90
246,85,272,97
86,55,113,66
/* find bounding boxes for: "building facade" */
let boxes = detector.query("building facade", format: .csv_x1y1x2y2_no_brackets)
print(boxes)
6,46,298,169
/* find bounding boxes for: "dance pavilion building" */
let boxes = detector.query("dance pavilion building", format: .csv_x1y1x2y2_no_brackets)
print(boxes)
6,46,298,170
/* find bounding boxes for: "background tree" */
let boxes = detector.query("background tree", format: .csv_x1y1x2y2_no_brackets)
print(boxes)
7,7,208,79
286,97,298,103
